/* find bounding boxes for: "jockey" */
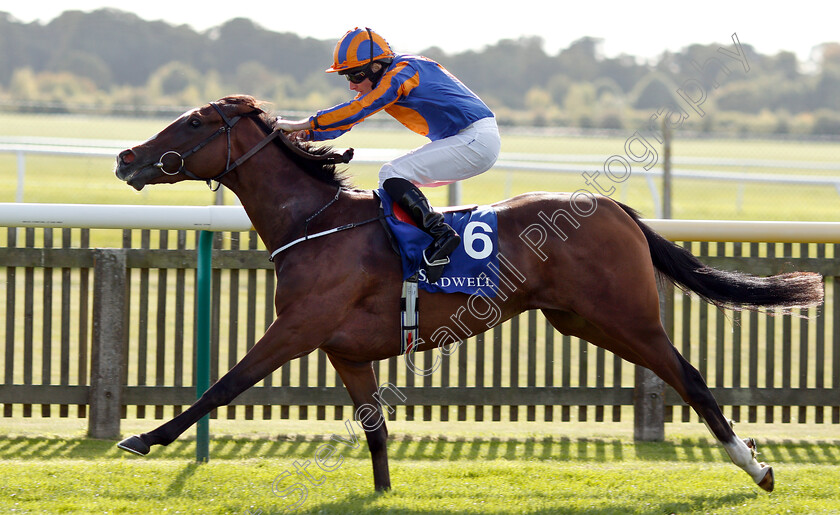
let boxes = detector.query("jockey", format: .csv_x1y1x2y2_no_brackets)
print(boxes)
276,27,500,282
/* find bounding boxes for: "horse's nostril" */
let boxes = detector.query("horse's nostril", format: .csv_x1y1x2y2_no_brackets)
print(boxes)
120,150,135,165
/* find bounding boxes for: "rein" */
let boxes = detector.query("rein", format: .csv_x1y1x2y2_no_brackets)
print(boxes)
153,102,353,191
150,100,368,261
268,187,385,262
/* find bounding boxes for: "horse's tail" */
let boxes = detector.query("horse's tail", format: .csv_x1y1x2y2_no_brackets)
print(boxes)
616,202,824,311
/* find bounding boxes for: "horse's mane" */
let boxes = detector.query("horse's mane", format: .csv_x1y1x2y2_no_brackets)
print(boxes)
217,95,353,189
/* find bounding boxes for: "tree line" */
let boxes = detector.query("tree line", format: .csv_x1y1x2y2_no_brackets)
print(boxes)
2,8,840,135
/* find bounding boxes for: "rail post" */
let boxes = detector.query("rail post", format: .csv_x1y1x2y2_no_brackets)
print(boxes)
447,181,462,206
89,249,127,439
16,151,25,203
632,121,671,442
195,230,213,462
662,117,672,219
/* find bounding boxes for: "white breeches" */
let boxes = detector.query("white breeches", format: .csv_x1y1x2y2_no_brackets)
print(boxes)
378,117,500,188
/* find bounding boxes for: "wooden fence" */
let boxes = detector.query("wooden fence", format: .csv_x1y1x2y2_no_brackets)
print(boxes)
0,227,838,438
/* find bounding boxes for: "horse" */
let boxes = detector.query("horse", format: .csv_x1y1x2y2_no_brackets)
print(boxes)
114,95,823,494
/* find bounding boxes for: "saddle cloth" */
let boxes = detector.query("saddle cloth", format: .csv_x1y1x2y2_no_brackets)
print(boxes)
376,188,500,297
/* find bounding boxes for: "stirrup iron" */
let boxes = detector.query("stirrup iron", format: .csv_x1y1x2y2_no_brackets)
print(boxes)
423,250,451,268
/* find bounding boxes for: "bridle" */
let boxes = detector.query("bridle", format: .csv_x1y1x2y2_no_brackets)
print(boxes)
153,102,355,191
146,100,365,261
154,102,275,191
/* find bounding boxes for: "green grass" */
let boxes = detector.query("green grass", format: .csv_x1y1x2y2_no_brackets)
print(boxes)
0,432,838,514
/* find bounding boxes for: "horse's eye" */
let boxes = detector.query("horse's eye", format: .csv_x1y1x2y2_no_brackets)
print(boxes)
189,118,201,128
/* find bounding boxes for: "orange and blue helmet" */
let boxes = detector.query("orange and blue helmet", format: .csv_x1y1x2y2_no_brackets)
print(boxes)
326,27,394,73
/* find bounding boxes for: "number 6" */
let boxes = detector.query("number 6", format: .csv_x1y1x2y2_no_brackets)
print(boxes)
463,221,493,260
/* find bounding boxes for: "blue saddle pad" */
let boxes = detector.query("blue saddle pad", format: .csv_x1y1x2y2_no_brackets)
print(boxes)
377,189,499,296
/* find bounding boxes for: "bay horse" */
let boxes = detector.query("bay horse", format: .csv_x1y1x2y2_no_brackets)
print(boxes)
114,95,823,494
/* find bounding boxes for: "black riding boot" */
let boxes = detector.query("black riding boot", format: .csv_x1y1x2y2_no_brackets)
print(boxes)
384,178,460,283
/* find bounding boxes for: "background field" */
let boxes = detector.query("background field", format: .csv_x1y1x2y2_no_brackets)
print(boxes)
2,111,839,221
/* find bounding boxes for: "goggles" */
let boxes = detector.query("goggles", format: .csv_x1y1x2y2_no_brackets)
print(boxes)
342,66,370,84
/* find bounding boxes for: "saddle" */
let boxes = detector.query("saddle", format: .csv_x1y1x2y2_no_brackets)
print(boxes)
376,189,502,354
376,189,500,294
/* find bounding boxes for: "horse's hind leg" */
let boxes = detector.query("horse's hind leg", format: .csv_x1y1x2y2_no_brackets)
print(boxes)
541,309,774,492
664,347,774,491
328,355,391,491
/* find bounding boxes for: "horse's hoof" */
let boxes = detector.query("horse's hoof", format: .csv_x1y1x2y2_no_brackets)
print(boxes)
756,464,774,492
117,435,150,456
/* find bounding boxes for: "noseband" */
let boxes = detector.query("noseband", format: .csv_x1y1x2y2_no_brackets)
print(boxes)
153,102,354,191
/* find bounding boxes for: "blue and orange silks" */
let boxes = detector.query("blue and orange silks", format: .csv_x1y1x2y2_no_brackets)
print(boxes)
327,27,394,72
307,54,494,142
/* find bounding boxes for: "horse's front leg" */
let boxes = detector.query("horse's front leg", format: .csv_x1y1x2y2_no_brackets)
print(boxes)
118,317,315,455
328,355,391,491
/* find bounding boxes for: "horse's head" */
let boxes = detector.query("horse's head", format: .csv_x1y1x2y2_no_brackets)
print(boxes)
115,95,265,191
